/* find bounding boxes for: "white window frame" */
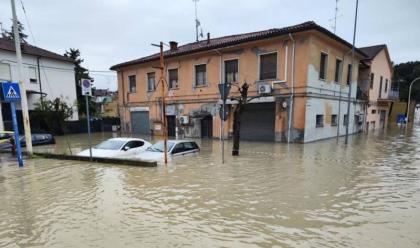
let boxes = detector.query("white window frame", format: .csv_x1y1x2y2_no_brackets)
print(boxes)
193,63,207,87
258,51,278,81
223,58,240,84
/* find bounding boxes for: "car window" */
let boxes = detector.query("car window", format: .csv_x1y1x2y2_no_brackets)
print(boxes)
125,140,145,149
171,143,186,154
95,140,126,150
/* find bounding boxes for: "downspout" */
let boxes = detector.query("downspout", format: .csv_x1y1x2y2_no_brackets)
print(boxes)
37,57,43,103
287,33,295,143
121,70,126,132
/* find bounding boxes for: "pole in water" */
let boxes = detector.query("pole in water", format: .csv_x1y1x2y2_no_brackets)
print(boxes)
10,102,23,167
85,95,92,161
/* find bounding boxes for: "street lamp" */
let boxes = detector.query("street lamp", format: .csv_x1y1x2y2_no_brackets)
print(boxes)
406,77,420,124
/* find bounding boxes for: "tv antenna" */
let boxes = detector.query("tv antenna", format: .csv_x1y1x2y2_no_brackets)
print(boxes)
332,0,339,33
193,0,203,41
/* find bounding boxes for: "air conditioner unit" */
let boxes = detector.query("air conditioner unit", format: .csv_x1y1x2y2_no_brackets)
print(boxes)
179,115,189,125
258,84,272,95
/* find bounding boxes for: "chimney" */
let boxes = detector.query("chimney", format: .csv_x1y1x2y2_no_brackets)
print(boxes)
207,33,210,44
169,41,178,51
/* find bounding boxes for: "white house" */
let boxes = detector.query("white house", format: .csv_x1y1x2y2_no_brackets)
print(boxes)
0,37,78,131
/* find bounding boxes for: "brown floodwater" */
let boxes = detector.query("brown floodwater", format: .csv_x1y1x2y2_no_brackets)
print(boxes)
1,126,420,247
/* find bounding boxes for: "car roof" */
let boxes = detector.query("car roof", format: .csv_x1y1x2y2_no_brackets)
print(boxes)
167,140,196,144
108,138,147,142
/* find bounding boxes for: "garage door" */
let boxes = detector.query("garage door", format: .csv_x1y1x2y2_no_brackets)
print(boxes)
131,111,150,135
240,103,275,141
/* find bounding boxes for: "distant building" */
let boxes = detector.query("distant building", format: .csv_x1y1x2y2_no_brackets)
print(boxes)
111,21,367,143
92,88,118,117
0,38,78,131
359,45,397,130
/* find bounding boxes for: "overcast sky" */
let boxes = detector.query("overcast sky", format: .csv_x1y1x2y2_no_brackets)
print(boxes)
1,0,419,90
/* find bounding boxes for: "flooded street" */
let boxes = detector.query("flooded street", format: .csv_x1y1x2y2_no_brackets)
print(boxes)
1,126,420,247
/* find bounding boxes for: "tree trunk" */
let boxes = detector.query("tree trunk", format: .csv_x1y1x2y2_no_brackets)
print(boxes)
232,105,242,156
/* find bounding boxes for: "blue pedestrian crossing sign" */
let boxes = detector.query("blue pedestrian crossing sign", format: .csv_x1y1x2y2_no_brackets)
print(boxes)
1,82,21,102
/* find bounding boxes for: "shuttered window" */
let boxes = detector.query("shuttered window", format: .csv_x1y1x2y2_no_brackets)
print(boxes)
225,59,238,83
319,52,328,80
259,52,277,80
334,59,342,83
195,64,206,86
0,63,11,81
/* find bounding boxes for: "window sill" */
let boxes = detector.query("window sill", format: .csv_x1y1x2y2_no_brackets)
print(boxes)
257,78,277,82
331,124,338,127
147,90,155,92
316,125,324,128
194,84,208,88
129,92,137,94
169,87,179,90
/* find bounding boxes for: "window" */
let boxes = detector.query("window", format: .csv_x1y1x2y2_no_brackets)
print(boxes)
168,68,179,89
195,64,207,86
0,63,11,81
331,114,338,126
29,67,38,83
259,52,277,80
147,72,155,91
343,114,348,125
128,75,136,93
225,59,238,83
385,79,388,93
123,140,145,150
171,143,186,154
372,109,376,114
346,64,352,85
370,73,374,89
319,52,328,80
334,59,342,83
316,115,324,127
379,76,383,98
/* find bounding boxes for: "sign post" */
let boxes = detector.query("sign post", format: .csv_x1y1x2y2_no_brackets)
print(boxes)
1,82,24,167
218,83,231,164
81,79,93,161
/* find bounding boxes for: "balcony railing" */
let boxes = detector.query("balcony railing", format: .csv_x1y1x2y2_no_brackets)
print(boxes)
388,90,399,100
356,86,369,101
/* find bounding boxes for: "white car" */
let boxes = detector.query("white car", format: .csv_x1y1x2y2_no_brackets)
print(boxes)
77,138,151,159
135,140,200,162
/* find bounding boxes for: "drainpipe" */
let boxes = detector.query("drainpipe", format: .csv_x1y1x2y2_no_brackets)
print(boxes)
37,57,43,103
287,33,296,143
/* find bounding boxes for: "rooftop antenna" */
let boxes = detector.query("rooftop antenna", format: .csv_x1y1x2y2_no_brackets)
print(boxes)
193,0,203,42
333,0,339,33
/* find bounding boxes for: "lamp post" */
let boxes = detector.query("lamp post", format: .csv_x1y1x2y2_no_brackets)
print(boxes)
406,77,420,125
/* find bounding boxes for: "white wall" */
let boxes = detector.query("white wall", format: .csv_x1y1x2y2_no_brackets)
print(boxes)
0,50,78,121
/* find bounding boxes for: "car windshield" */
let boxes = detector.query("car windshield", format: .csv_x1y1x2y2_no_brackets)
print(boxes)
94,139,126,150
148,141,175,152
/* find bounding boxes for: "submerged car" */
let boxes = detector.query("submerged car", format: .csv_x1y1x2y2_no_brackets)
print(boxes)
135,140,200,162
77,138,151,158
0,133,55,150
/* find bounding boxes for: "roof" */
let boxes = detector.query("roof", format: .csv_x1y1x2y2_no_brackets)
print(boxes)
110,21,367,70
0,37,73,63
359,44,386,60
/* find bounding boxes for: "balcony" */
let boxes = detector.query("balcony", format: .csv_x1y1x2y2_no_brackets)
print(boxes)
356,86,369,101
377,89,399,105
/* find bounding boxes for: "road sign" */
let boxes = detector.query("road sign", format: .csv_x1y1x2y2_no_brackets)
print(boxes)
218,83,231,103
1,82,21,102
0,82,24,166
81,78,92,96
219,104,229,121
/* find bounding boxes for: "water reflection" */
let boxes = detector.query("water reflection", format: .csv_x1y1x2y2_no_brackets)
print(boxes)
0,126,419,247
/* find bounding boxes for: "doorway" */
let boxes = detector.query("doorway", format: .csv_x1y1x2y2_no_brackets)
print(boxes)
167,115,176,137
200,115,213,138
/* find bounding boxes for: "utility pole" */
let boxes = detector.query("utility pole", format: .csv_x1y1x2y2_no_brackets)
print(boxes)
345,0,359,145
406,77,420,130
11,0,32,155
152,42,168,164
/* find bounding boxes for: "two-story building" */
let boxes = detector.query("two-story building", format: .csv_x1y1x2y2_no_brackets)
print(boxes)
0,38,78,131
111,21,366,143
359,45,397,130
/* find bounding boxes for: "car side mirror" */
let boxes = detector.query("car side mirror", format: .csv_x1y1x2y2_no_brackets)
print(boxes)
123,146,130,151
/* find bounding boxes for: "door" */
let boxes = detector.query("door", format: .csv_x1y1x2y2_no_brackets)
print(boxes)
201,115,213,138
379,110,386,128
240,103,275,141
167,115,176,137
131,111,150,134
